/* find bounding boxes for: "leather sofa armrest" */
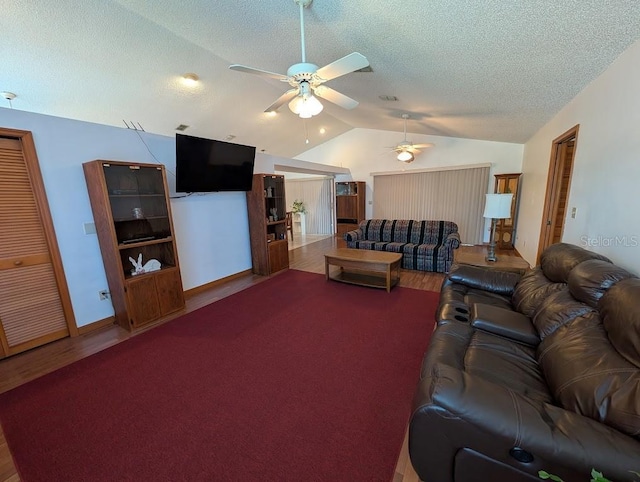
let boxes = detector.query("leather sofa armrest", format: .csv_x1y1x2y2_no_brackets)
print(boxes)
447,264,522,296
471,303,539,346
343,229,363,242
411,365,640,481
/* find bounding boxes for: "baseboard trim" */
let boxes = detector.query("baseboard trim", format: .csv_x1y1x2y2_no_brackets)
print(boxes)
78,316,115,335
184,269,254,299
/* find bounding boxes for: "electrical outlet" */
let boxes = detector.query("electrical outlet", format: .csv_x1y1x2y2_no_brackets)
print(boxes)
99,290,110,300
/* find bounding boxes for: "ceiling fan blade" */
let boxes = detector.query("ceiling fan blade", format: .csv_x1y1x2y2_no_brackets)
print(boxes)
411,143,435,149
264,89,299,113
314,86,358,110
229,64,289,81
390,145,419,153
315,52,369,82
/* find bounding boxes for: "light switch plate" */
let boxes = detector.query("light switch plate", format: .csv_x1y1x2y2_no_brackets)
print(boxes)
83,222,97,235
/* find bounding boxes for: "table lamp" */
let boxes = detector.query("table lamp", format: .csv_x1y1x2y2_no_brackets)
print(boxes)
483,193,514,262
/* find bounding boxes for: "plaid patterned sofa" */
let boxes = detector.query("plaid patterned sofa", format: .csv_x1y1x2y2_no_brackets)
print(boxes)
344,219,461,273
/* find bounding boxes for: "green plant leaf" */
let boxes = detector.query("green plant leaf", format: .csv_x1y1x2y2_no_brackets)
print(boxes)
538,471,564,482
292,199,306,213
591,469,611,482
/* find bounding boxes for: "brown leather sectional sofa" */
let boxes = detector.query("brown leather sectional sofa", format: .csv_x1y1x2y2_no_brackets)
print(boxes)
409,243,640,481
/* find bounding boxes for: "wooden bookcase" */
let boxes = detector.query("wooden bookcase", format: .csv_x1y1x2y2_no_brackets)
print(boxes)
493,173,522,249
83,160,185,330
336,181,366,236
246,173,289,275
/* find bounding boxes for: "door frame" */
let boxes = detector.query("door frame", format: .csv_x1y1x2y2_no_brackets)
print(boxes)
0,127,78,340
536,124,579,262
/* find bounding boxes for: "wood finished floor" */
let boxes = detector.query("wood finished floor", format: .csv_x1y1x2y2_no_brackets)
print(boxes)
0,237,525,482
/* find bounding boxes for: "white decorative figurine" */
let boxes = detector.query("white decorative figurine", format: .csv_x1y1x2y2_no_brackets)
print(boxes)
129,253,161,275
143,258,161,272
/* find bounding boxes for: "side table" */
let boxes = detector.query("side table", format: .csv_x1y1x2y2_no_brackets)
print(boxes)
454,246,530,275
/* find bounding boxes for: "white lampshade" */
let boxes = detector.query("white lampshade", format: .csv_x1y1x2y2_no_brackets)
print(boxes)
483,193,513,219
289,94,323,118
397,150,414,162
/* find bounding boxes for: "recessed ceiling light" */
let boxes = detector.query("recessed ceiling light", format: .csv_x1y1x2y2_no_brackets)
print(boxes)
182,73,200,86
379,95,398,101
319,128,326,134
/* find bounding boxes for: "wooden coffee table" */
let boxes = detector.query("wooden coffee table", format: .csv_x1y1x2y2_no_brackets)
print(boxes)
324,248,402,292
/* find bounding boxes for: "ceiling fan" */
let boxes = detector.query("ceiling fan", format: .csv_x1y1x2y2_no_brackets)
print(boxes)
392,114,435,163
229,0,369,118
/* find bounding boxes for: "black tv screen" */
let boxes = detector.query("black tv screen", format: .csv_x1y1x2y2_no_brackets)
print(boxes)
175,134,256,192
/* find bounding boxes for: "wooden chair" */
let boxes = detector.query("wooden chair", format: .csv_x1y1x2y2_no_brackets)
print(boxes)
286,211,293,240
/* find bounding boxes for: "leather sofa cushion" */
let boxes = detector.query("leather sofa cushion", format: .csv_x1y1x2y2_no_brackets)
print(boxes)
600,278,640,368
421,322,551,404
512,268,565,317
532,289,594,339
447,264,521,296
538,312,640,439
568,259,635,307
471,303,539,346
540,242,611,283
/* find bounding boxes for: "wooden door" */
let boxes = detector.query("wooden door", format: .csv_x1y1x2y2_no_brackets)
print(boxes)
155,268,185,316
125,275,161,328
336,196,357,220
0,129,77,357
268,241,289,273
537,125,579,261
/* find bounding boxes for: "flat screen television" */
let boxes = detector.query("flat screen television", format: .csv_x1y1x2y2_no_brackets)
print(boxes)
175,134,256,192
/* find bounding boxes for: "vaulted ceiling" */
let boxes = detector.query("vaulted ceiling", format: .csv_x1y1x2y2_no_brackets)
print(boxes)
2,1,640,158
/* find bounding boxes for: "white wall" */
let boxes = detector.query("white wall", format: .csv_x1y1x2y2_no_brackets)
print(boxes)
0,108,342,327
0,108,251,326
298,128,524,241
517,39,640,273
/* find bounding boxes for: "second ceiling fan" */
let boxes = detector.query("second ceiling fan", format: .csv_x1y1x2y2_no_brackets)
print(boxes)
392,114,435,163
229,0,369,118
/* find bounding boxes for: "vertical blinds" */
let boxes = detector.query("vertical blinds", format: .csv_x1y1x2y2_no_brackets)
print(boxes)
373,165,490,244
284,177,334,235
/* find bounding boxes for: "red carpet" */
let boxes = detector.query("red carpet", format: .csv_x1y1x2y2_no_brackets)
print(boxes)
0,270,438,482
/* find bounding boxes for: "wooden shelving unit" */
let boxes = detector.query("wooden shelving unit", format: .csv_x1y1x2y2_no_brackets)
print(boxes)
83,160,185,330
246,173,289,275
493,173,522,249
336,181,366,236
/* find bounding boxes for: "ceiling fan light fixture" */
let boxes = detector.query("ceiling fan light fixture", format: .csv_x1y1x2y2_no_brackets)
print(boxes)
397,150,414,163
181,73,200,86
289,93,323,118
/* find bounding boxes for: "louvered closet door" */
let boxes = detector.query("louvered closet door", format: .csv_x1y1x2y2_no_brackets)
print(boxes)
0,137,70,356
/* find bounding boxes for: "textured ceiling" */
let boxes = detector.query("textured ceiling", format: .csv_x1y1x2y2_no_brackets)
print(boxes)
2,1,640,158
